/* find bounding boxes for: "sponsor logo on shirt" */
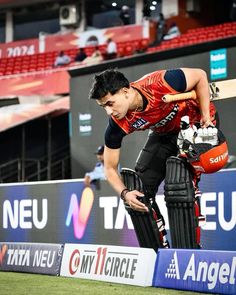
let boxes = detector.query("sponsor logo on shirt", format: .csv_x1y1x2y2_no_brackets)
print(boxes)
152,104,179,129
132,118,149,129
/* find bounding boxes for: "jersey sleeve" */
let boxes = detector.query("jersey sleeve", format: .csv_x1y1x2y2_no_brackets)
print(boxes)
164,69,187,92
105,117,126,149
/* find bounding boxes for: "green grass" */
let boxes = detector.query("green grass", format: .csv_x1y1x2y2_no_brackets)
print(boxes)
0,271,211,295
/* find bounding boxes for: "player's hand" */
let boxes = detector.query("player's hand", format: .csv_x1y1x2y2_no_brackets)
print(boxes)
200,116,214,128
84,175,91,186
124,190,149,212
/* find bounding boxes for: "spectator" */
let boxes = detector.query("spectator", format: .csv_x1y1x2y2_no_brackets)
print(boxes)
84,145,106,186
156,13,166,44
104,38,117,60
143,0,151,19
163,22,181,41
119,5,131,25
91,46,103,60
84,46,103,65
54,51,71,67
74,48,87,62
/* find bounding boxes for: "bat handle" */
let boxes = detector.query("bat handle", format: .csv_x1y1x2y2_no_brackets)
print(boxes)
162,90,197,103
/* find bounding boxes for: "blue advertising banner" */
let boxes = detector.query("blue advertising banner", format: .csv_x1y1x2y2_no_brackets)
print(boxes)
199,170,236,250
0,169,235,250
157,169,236,251
210,48,227,80
0,180,138,246
153,248,236,294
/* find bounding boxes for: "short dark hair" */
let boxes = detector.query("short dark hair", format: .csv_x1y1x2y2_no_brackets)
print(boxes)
89,69,130,100
95,145,104,155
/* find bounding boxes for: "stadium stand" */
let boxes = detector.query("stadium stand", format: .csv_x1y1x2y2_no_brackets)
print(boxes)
1,22,236,77
0,39,150,76
147,21,236,53
1,19,236,77
0,0,235,183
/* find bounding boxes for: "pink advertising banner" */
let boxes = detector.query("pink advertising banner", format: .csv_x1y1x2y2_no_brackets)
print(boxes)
0,24,145,58
0,96,69,132
0,38,39,58
0,70,70,96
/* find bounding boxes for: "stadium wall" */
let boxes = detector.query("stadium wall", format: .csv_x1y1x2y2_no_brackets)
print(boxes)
0,241,236,293
0,113,69,168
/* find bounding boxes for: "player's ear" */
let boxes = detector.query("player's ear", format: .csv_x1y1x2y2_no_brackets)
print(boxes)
122,87,129,97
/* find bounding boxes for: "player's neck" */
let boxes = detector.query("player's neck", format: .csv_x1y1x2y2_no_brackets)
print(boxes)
130,89,143,112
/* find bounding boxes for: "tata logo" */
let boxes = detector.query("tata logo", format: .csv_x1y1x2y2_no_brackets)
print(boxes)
66,187,94,239
6,248,56,268
166,251,236,290
3,199,48,229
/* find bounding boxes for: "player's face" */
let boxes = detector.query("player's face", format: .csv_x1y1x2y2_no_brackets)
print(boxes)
97,88,130,119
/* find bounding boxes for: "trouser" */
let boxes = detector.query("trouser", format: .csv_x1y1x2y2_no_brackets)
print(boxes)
135,131,179,195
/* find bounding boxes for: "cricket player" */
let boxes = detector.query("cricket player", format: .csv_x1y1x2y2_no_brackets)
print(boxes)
89,68,228,250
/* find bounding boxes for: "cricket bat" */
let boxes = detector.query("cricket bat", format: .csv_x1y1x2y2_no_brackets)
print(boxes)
162,79,236,102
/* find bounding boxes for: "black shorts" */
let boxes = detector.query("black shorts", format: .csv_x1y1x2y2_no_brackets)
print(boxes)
135,131,178,195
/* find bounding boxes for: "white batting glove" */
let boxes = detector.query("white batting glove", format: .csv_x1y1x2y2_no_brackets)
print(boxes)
195,127,219,146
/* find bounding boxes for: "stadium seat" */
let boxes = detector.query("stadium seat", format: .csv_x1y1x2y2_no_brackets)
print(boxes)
0,22,235,77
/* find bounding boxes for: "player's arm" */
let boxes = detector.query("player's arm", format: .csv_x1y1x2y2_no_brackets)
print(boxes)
104,146,124,192
104,146,148,212
181,68,212,127
104,118,148,212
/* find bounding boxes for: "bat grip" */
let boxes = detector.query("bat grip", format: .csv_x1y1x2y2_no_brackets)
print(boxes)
162,90,197,102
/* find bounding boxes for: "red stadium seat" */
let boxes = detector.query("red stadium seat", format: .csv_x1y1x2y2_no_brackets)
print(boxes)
0,21,235,77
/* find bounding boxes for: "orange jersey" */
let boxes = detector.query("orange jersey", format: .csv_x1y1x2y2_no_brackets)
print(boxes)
111,70,216,134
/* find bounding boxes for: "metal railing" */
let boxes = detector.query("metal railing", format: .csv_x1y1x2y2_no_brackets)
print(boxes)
0,145,71,183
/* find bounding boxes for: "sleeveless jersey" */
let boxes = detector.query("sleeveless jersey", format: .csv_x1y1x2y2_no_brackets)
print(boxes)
111,70,216,135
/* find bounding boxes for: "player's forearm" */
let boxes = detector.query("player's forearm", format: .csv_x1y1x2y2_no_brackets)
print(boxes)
196,74,214,127
183,68,211,124
194,70,211,119
105,166,126,195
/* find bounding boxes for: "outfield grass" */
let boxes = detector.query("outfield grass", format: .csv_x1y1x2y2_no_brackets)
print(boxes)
0,271,211,295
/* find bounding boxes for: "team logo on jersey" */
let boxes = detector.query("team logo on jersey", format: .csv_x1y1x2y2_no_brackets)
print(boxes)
152,104,179,129
132,118,148,129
